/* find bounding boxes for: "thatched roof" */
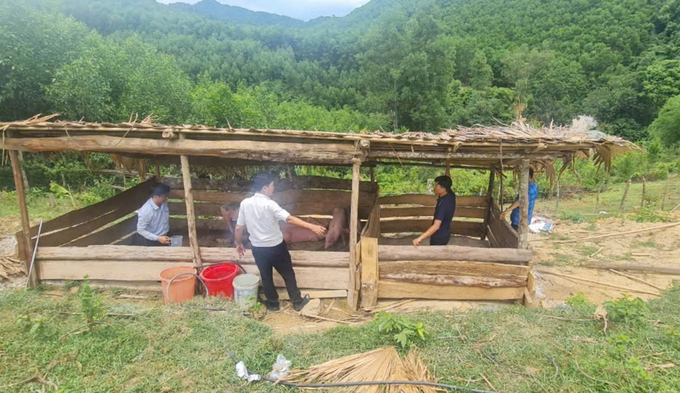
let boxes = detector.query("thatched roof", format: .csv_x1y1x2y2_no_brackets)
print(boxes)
1,114,638,171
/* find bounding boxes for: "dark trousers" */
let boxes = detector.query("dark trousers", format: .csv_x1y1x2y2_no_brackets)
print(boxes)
251,242,303,307
430,233,450,246
133,233,167,247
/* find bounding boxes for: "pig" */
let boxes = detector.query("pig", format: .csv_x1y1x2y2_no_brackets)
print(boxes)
325,207,348,249
280,217,326,244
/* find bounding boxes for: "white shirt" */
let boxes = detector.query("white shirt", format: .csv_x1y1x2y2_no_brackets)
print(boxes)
137,198,170,241
236,193,290,247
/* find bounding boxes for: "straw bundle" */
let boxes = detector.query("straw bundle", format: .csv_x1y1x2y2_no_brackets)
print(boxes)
283,347,440,393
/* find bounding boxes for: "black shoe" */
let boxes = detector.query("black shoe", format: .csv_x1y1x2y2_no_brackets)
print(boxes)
293,294,310,312
265,302,280,312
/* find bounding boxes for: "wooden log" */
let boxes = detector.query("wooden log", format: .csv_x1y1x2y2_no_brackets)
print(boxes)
9,150,35,287
161,176,377,193
367,150,554,161
169,201,358,218
486,226,499,248
348,159,361,310
360,237,379,309
518,159,530,249
379,219,485,238
2,135,356,165
379,194,487,207
379,273,526,288
378,260,529,278
378,245,532,264
378,280,525,300
379,206,486,219
608,269,665,292
180,154,202,267
38,261,348,290
65,216,138,247
580,262,680,276
37,246,349,267
524,270,537,307
22,178,155,238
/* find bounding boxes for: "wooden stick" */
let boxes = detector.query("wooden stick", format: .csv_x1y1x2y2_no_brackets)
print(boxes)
538,270,660,296
661,176,669,210
539,222,680,244
589,247,604,258
518,159,530,249
641,177,646,207
9,150,36,287
608,269,666,291
620,179,631,212
671,201,680,213
582,262,680,275
180,151,202,267
595,181,602,212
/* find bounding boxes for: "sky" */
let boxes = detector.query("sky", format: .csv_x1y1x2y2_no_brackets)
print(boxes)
156,0,370,21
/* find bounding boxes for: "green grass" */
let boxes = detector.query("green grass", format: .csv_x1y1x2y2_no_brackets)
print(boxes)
0,190,92,236
1,286,679,392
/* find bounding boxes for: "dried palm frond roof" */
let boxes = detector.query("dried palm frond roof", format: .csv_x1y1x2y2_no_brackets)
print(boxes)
0,114,639,170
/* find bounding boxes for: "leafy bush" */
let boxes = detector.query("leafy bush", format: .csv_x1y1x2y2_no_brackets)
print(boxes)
565,292,594,311
79,276,105,332
604,295,648,324
374,311,429,348
630,206,669,223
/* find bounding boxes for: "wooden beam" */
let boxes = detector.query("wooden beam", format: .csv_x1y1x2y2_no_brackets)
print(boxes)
379,260,529,278
378,280,525,300
379,219,484,238
65,216,138,247
2,135,355,165
378,245,532,264
360,237,379,309
348,159,361,310
162,176,377,193
379,194,487,207
380,273,526,288
379,206,486,219
518,159,530,249
37,246,350,267
180,154,202,267
9,150,36,287
368,150,554,161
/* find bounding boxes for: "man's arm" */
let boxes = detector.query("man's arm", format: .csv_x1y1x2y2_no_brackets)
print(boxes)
235,224,246,257
286,216,326,237
413,220,442,247
500,200,520,220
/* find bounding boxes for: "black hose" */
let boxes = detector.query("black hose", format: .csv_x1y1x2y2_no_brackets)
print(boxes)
260,375,503,393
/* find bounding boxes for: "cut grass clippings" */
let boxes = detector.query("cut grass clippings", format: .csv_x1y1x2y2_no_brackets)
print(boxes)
1,285,679,392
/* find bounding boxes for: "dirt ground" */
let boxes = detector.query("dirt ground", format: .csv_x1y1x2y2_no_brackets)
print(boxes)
2,210,679,334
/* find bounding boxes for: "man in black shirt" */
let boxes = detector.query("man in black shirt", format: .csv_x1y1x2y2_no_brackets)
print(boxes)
413,176,456,246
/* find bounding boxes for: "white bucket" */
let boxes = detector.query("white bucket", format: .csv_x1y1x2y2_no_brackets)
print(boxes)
233,273,260,309
170,235,183,247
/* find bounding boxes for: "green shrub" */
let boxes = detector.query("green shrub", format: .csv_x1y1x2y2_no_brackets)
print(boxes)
79,276,105,332
374,311,429,348
604,295,648,324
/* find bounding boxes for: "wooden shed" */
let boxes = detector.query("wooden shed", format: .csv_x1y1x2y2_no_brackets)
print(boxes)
1,115,636,309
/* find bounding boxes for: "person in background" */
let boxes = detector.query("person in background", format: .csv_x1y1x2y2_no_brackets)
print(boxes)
136,183,171,246
500,168,538,231
235,172,326,312
413,175,456,247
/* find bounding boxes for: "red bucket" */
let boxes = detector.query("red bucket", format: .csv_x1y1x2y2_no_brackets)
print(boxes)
200,263,241,298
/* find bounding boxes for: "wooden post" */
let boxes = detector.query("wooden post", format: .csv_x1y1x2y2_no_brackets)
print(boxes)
661,176,669,210
180,153,202,267
640,177,646,207
9,150,37,287
348,158,361,310
555,178,560,211
620,179,631,212
18,151,29,191
369,167,376,183
518,160,530,249
445,161,450,177
482,169,495,241
360,237,378,309
155,163,161,179
499,169,504,211
595,180,602,212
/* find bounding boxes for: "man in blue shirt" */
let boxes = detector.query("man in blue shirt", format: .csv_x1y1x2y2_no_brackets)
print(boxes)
500,168,539,231
413,175,456,246
135,183,171,246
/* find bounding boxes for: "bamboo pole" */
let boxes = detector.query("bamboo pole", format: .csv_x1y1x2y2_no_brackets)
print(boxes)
518,160,530,249
348,158,361,310
179,150,202,267
9,150,37,287
482,169,495,241
620,179,631,212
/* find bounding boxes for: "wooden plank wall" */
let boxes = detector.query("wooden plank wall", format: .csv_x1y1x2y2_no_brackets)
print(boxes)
487,200,519,249
15,178,157,255
379,194,487,238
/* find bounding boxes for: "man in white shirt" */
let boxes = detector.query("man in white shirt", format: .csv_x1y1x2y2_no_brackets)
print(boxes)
135,184,171,246
235,172,326,312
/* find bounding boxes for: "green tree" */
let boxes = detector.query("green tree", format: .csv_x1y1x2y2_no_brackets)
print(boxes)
650,94,680,145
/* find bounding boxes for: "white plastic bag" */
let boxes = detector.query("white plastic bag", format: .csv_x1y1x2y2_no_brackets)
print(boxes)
269,354,292,379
